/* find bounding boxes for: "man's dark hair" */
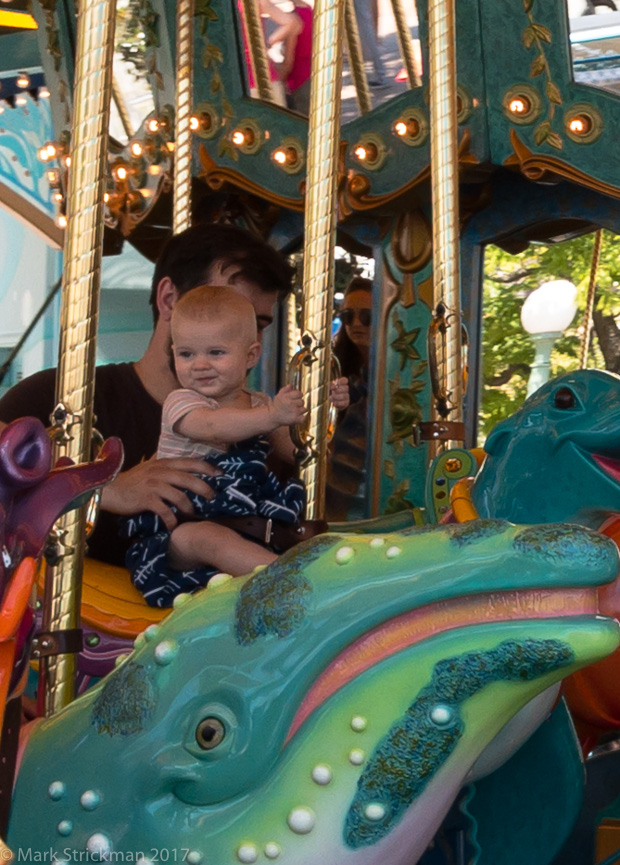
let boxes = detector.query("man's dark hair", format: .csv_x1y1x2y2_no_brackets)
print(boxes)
149,223,295,324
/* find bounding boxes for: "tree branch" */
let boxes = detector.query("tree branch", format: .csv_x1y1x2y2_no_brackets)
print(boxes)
484,362,531,387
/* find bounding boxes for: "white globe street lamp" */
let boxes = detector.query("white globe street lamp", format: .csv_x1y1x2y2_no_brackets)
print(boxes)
521,279,578,397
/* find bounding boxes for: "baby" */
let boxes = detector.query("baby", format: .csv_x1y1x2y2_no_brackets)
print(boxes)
124,285,348,606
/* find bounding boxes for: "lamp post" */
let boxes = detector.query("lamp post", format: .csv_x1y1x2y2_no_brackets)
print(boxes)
521,279,578,398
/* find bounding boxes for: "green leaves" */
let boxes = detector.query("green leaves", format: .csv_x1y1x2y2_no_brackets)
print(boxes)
546,81,562,105
530,54,546,77
533,121,562,149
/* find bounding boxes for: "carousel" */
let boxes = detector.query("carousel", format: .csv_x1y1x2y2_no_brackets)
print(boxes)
1,0,620,862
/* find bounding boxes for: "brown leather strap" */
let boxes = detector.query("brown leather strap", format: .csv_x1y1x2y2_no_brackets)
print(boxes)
412,421,466,446
31,628,83,659
210,515,329,553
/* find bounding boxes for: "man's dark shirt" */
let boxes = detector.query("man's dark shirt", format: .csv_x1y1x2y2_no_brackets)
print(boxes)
0,364,162,566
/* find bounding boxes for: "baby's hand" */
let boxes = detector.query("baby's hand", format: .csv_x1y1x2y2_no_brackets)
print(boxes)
271,384,307,426
330,377,350,411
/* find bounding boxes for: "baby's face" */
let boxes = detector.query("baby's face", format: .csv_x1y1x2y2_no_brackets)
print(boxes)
172,316,260,404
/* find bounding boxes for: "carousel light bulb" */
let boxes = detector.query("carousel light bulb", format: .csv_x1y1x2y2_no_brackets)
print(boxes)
395,121,407,136
115,165,128,181
569,118,585,133
232,130,245,146
46,143,57,158
103,192,110,203
354,145,367,161
16,72,30,89
57,214,67,228
148,164,162,175
189,116,200,131
53,192,63,202
39,87,50,98
130,141,143,157
38,146,50,162
147,118,159,133
64,155,71,167
509,97,527,115
46,168,59,184
15,95,27,106
273,149,287,165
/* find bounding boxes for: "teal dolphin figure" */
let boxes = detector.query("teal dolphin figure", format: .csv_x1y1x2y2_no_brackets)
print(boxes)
8,521,620,864
471,369,620,524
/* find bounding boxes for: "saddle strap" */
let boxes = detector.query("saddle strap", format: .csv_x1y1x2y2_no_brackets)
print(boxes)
209,515,329,553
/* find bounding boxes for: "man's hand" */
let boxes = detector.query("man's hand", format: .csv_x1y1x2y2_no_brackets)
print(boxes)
330,377,350,411
270,384,307,427
100,456,219,530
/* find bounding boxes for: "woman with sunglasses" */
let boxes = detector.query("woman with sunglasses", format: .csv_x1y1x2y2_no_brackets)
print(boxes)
326,277,372,520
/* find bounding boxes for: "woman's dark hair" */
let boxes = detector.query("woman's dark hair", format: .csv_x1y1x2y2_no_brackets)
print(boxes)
332,277,372,378
149,223,295,324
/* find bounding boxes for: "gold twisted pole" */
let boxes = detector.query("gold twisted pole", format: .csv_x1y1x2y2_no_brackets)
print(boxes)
429,0,462,454
579,228,603,369
390,0,420,87
299,0,345,519
112,76,133,139
173,0,194,235
240,0,275,102
43,0,117,716
344,0,372,115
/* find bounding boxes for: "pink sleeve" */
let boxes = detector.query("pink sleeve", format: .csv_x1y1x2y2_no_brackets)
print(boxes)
162,389,218,432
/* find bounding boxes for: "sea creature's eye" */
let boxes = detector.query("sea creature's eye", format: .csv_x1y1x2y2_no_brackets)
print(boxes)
554,387,576,410
196,717,226,750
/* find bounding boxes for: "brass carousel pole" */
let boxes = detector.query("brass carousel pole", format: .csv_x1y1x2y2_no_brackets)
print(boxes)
42,0,117,716
390,0,420,88
298,0,345,519
428,0,463,455
344,0,372,115
240,0,275,102
579,228,603,369
173,0,194,235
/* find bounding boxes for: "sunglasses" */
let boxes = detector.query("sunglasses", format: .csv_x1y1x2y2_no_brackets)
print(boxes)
340,308,371,327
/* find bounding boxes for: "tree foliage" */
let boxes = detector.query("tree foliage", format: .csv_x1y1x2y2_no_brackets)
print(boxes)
480,231,620,439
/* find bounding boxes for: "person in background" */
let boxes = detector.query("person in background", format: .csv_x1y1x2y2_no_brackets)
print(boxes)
353,0,387,86
240,0,302,105
326,277,372,521
279,0,313,115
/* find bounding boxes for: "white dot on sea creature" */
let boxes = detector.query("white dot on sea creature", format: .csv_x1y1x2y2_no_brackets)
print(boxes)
173,592,192,608
364,803,387,821
57,820,72,836
349,748,365,766
48,780,65,800
287,806,316,834
209,573,233,588
264,843,281,859
143,624,160,642
369,537,385,548
80,790,100,811
385,546,402,559
236,843,258,863
185,853,203,865
351,715,367,732
335,546,355,564
429,704,453,726
154,639,179,666
86,832,112,859
311,764,333,785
